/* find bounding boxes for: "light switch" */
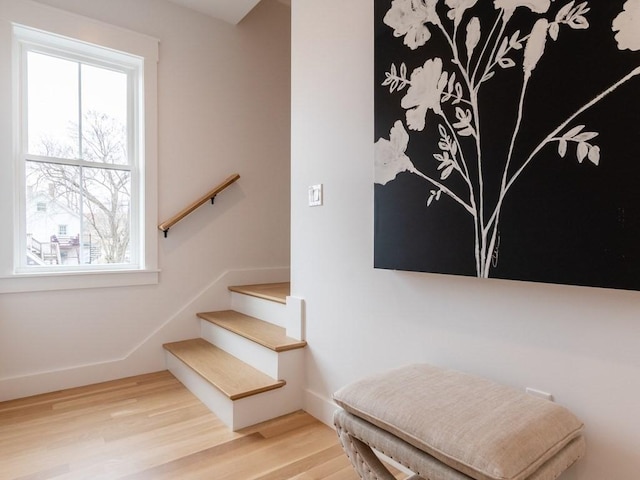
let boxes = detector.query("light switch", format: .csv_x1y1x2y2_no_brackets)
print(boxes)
308,184,323,206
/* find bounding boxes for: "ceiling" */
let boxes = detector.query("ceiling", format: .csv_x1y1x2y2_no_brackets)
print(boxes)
166,0,290,25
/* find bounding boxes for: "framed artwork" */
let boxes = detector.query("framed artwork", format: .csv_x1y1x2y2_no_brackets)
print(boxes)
374,0,640,290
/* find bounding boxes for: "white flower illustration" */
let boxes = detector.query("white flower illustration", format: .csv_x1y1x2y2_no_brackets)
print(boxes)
375,121,415,185
465,16,481,59
378,0,640,279
401,58,447,131
384,0,440,50
446,0,479,27
523,19,549,74
494,0,550,21
612,0,640,51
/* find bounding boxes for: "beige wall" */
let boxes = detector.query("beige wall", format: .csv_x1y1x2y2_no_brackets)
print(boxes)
0,0,291,398
291,1,640,478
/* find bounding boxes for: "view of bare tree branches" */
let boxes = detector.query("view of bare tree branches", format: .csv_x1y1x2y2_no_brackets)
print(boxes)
27,111,131,264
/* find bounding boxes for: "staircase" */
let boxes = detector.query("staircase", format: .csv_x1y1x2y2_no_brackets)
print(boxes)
163,282,306,431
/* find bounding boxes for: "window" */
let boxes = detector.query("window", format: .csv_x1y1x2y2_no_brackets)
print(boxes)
20,35,137,268
0,2,159,293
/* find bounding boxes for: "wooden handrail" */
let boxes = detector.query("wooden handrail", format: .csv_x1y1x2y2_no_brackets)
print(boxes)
158,173,240,237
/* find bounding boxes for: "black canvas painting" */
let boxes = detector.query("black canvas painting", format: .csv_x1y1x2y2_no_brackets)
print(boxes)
374,0,640,290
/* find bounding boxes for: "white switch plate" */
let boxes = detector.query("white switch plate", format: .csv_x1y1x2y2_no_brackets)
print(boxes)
308,184,323,206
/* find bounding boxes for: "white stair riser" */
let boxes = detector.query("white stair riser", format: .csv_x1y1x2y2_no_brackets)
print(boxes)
166,350,303,431
200,320,279,378
230,292,287,328
200,320,306,381
166,351,234,428
232,383,303,430
275,348,305,387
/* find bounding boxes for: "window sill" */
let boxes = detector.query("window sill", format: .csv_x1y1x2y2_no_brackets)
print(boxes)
0,269,160,293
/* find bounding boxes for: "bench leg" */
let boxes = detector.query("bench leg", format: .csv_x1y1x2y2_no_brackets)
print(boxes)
335,422,398,480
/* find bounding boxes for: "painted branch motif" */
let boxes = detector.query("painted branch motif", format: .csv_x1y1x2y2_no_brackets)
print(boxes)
375,0,640,278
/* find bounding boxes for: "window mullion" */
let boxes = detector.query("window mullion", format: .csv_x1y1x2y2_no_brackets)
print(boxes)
78,62,83,161
79,165,85,265
25,154,132,172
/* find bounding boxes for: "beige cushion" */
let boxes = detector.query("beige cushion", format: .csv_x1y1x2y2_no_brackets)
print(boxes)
333,364,584,480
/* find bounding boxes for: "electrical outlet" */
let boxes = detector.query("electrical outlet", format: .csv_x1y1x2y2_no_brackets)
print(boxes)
526,387,554,402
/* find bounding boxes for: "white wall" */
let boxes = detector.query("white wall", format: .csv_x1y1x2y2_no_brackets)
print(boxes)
0,0,291,399
291,1,640,478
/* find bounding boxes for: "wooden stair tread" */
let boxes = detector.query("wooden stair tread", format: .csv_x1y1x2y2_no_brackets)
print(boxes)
198,310,307,352
163,339,285,400
228,282,290,304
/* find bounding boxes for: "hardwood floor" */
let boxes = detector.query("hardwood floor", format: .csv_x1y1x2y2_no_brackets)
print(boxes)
0,371,406,480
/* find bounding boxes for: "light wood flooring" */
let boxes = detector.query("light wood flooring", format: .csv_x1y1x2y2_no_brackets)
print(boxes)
0,371,406,480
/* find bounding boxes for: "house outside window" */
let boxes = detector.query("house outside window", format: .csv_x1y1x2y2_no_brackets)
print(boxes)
0,1,159,293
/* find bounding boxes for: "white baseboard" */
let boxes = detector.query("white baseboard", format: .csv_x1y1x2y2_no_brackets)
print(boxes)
0,266,290,402
304,388,339,428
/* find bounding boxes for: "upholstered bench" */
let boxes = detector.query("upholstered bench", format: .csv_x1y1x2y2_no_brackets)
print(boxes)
333,364,585,480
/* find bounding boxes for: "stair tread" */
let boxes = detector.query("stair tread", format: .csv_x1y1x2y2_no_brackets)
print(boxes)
228,282,290,304
163,339,285,400
198,310,306,352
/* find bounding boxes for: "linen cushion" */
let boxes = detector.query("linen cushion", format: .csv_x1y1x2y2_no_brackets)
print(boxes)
333,364,584,480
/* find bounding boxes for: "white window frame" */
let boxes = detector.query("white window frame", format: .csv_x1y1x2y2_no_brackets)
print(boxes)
0,1,159,293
